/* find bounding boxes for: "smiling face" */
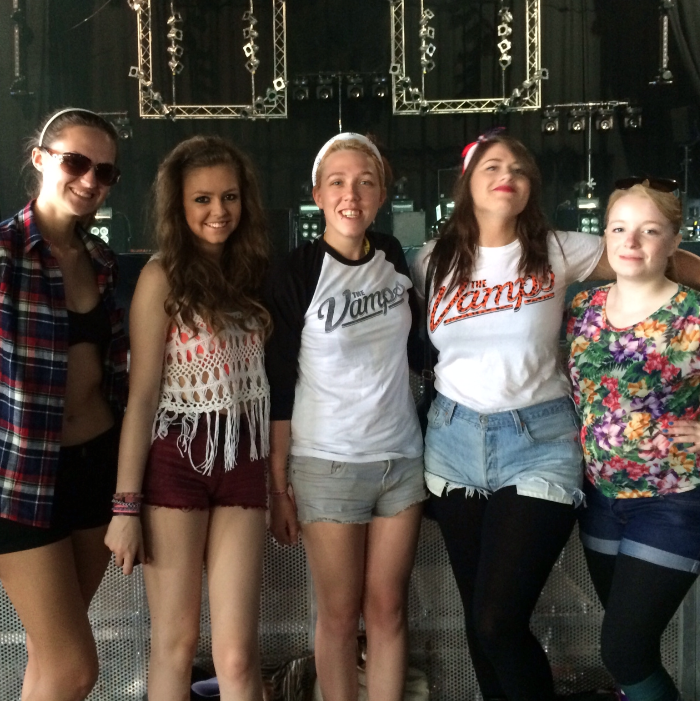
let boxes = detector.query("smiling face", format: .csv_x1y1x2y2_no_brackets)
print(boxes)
605,193,681,282
182,164,241,257
469,143,531,222
312,148,386,251
33,125,117,219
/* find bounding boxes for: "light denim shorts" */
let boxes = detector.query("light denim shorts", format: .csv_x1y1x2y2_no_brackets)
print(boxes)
289,454,427,524
424,393,584,506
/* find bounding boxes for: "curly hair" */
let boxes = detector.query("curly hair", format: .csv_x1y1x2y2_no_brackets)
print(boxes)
152,135,271,339
430,133,556,295
26,108,119,198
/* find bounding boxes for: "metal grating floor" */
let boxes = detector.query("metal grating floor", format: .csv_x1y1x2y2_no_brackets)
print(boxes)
0,521,684,701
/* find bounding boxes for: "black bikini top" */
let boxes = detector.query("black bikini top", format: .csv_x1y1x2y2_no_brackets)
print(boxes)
67,301,111,356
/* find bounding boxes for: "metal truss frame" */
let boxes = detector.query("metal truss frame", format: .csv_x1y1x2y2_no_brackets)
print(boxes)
130,0,287,120
390,0,543,115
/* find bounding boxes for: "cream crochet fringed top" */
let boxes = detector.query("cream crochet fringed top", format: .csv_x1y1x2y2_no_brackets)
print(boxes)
152,313,270,475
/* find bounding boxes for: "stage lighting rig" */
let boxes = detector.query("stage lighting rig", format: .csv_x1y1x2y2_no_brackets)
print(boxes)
497,4,513,70
419,8,436,74
316,75,334,101
347,74,364,100
623,106,643,130
372,75,388,99
595,109,614,131
242,9,260,74
541,109,559,134
292,77,309,101
650,0,674,86
166,7,184,76
568,109,587,133
99,112,133,140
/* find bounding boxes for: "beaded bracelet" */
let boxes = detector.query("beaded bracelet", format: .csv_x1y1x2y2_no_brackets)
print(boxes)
112,494,142,516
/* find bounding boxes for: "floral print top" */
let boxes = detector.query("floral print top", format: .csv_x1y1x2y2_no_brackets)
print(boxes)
567,284,700,498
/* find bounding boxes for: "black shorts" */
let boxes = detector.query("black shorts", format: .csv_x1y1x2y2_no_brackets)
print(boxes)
0,423,120,555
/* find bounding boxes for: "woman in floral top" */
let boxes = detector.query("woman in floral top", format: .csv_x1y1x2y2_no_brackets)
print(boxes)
568,179,700,701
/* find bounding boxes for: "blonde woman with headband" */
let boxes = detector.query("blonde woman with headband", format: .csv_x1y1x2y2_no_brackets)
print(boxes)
265,133,426,701
0,108,127,700
569,178,700,701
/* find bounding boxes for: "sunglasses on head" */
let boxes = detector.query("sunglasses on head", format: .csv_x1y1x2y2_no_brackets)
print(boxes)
42,147,121,187
614,176,679,194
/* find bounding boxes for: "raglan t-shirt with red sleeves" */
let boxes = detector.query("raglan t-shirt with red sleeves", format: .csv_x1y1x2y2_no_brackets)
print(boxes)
265,231,423,462
412,231,604,413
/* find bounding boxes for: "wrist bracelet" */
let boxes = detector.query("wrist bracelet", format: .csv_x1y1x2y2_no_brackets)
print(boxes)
269,488,288,497
112,496,142,516
113,492,143,503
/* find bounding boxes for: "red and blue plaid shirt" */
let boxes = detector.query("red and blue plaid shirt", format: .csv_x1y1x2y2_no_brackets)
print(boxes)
0,202,128,528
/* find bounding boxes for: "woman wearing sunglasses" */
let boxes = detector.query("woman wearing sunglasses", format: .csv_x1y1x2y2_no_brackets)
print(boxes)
0,107,127,700
412,131,700,701
568,179,699,701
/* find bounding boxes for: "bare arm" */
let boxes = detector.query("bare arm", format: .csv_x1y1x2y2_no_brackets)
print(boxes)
268,419,300,546
105,260,170,573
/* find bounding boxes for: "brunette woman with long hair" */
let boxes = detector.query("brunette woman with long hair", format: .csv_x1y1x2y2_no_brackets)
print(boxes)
412,131,700,701
105,135,271,701
0,107,127,701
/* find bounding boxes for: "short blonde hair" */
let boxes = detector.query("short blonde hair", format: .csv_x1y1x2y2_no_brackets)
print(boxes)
314,138,390,190
606,183,682,235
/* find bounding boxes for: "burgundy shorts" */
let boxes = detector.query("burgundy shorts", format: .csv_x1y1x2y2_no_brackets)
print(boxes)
142,416,266,510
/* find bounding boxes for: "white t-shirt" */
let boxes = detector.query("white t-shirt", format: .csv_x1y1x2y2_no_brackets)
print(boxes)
412,231,604,413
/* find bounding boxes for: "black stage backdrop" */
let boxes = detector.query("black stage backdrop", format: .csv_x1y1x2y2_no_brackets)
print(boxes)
0,0,698,248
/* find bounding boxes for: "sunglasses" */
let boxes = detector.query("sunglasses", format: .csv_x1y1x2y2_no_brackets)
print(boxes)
42,148,121,187
614,176,679,194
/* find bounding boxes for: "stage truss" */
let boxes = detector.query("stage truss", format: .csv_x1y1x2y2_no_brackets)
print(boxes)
389,0,545,115
127,0,288,120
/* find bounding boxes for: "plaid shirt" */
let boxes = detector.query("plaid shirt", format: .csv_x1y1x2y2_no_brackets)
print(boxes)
0,202,128,528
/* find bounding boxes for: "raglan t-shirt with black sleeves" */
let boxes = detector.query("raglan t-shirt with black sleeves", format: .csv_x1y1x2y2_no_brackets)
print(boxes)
412,231,604,414
265,231,423,462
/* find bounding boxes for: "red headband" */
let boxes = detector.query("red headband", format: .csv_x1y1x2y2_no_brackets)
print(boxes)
461,127,507,173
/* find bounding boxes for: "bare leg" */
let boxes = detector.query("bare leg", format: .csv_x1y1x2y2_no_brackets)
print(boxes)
206,506,266,701
142,506,209,701
301,522,367,701
0,539,99,701
363,504,423,701
23,525,111,699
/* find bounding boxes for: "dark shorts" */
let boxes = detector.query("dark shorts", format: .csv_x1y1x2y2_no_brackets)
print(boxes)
142,416,266,510
0,423,120,555
579,479,700,573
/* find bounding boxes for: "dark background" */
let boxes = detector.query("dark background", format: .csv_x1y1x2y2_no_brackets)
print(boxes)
0,0,698,251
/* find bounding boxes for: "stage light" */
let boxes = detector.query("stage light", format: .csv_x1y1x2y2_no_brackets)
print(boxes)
347,75,364,100
623,106,643,130
568,109,587,133
292,77,309,101
371,76,388,99
316,76,334,101
541,108,559,133
595,109,615,131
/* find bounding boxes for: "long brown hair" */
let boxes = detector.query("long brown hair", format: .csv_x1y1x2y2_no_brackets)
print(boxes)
153,135,271,338
430,133,554,295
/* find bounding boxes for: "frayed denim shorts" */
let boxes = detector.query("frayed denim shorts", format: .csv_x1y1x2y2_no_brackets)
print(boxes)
424,393,584,506
579,480,700,573
290,454,427,524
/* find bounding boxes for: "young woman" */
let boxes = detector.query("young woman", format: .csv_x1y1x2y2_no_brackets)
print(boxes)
104,135,271,701
568,179,700,701
266,133,426,701
411,132,700,701
0,108,127,701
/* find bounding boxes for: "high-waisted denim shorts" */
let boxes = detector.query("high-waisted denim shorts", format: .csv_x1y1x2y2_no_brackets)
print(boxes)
424,393,584,506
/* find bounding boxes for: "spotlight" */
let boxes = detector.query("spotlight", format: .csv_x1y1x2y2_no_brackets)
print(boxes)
541,108,559,134
347,75,364,100
623,106,643,130
316,76,334,101
568,109,587,133
292,77,309,101
372,76,388,99
595,109,615,131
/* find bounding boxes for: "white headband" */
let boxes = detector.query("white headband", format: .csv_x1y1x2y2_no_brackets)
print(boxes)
311,132,384,186
39,108,101,147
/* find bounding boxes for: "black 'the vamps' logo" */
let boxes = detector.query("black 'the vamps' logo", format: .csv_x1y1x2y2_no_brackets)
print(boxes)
317,282,406,333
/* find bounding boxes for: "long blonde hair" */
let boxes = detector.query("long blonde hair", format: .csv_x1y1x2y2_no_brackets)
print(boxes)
153,135,271,338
